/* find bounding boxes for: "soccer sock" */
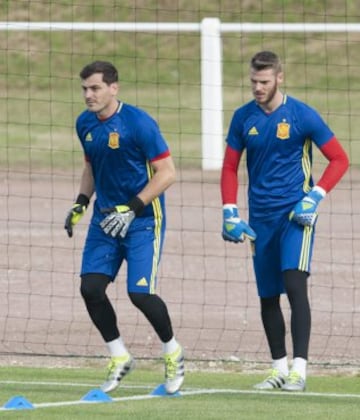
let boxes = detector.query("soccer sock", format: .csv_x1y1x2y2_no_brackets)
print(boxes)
272,356,289,376
162,337,179,355
291,357,307,380
106,337,129,358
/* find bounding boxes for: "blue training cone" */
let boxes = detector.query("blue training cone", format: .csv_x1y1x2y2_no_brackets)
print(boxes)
150,383,181,397
3,395,34,410
81,388,113,403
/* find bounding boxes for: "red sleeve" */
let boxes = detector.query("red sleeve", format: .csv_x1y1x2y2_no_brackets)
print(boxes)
150,150,170,162
220,145,242,204
317,136,349,192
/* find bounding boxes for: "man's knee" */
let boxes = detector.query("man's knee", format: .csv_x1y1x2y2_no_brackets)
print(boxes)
128,292,149,309
80,273,110,302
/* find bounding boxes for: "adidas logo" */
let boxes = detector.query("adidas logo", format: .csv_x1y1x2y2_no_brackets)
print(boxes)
225,223,235,231
136,277,148,287
302,203,313,210
248,126,258,135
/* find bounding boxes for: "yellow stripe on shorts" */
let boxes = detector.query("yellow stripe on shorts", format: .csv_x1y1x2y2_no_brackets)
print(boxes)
298,225,313,271
150,196,163,294
146,160,163,294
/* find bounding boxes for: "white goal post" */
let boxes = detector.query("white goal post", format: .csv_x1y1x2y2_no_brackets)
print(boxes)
1,19,360,169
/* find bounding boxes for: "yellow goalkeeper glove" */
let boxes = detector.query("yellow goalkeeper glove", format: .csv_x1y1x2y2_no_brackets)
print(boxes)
64,194,90,238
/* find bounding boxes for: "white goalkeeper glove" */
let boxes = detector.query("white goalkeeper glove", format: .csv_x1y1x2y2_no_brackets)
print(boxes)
290,186,326,227
100,196,144,238
222,204,256,243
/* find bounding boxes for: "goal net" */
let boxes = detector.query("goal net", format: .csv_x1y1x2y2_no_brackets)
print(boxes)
0,1,359,367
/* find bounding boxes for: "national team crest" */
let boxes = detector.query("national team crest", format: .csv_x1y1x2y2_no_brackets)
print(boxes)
276,122,290,140
108,132,120,149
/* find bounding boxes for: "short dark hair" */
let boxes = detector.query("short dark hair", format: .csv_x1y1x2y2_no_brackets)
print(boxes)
79,61,118,84
250,51,282,73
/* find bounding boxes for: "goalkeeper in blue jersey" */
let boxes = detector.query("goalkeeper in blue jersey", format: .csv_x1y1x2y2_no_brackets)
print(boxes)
221,51,349,391
64,61,184,394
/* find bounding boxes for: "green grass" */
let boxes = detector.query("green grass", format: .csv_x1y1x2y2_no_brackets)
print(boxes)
0,363,359,419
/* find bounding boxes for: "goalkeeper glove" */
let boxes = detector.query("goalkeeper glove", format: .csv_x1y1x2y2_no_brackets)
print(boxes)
222,204,256,243
64,194,90,238
100,196,145,239
290,186,326,227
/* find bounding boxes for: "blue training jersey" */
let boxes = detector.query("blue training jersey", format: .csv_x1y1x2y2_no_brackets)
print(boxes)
76,101,169,219
226,94,334,218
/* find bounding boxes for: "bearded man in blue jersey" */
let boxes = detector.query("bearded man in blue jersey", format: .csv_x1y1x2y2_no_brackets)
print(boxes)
64,61,184,394
221,51,349,391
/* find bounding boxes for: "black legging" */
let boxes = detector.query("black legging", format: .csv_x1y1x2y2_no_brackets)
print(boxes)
260,269,311,360
80,273,173,343
283,269,311,359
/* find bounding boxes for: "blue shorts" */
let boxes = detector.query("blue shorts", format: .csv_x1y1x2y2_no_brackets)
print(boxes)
249,212,315,298
81,216,165,294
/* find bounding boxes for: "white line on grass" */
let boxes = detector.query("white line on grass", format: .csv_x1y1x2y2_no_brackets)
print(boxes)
0,380,152,389
181,388,360,399
0,386,359,411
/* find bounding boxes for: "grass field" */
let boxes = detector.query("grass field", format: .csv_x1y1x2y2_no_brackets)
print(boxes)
0,361,359,419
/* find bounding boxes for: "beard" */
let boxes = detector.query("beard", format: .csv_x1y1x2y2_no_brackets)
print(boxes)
264,82,278,105
255,81,278,107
